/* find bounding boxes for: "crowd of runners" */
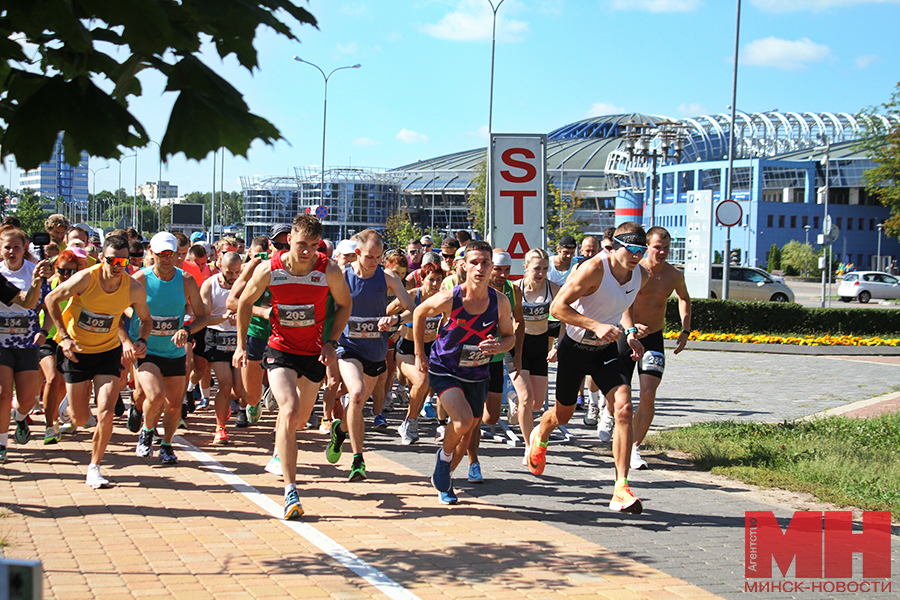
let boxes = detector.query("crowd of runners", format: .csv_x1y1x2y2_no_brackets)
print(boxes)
0,211,691,519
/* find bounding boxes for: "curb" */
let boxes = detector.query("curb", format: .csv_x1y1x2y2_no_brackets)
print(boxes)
800,390,900,421
664,338,900,356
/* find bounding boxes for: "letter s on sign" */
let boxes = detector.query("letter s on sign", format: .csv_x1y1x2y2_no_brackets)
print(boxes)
501,148,536,183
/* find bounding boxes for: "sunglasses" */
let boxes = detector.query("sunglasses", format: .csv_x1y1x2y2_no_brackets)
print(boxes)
130,253,145,258
155,250,175,258
423,243,433,248
408,249,422,254
271,241,289,251
255,252,269,259
442,253,455,259
57,268,76,277
613,237,648,256
104,256,130,267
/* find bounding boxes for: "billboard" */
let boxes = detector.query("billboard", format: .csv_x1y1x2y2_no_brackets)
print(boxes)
684,190,713,299
171,203,205,227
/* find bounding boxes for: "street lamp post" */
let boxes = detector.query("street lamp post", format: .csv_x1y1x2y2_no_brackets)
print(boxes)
804,224,811,245
294,57,360,239
877,223,884,271
118,154,136,228
89,164,109,227
485,0,506,242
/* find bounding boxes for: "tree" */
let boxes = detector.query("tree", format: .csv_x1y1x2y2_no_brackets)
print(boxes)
767,243,781,272
858,81,900,238
0,1,318,170
780,241,817,277
383,210,423,252
547,183,588,247
465,159,487,237
13,192,48,236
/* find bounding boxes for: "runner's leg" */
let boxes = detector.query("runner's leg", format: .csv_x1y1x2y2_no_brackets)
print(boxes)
90,374,123,464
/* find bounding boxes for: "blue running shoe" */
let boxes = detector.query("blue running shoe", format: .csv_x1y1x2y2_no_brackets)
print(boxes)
439,487,459,505
431,449,452,492
373,413,387,429
421,402,437,420
284,488,304,519
467,462,484,483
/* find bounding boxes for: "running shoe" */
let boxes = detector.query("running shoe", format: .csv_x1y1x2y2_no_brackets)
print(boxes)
630,445,649,470
398,419,414,445
527,427,547,476
235,409,249,428
85,465,110,489
114,394,126,417
198,397,210,410
284,488,304,519
181,401,188,420
467,462,484,483
85,414,97,428
382,394,393,413
59,421,76,435
431,449,452,492
185,391,196,413
15,417,30,445
136,429,154,458
230,399,241,417
407,418,419,442
159,444,178,465
435,422,446,442
583,400,599,427
325,419,345,464
262,386,276,411
247,403,261,425
348,455,367,482
372,413,387,429
179,419,187,429
43,425,60,445
265,455,283,476
420,401,437,421
0,445,6,463
597,409,615,443
213,427,230,445
576,395,585,410
439,486,459,505
507,403,518,426
318,418,332,434
609,481,643,514
127,404,143,433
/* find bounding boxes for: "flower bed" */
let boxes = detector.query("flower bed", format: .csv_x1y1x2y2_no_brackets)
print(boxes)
663,330,900,347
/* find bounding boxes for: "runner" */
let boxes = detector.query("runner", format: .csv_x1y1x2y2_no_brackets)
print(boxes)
129,232,207,464
413,241,515,504
373,249,409,428
199,251,244,445
326,229,415,482
529,222,650,514
234,214,352,519
602,226,691,470
546,236,577,378
0,227,51,461
391,261,443,445
46,235,152,488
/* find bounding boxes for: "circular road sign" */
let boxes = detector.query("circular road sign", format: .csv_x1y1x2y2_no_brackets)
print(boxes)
316,205,329,219
716,199,743,227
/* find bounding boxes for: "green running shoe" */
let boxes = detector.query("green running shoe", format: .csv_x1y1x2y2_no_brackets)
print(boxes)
326,419,345,464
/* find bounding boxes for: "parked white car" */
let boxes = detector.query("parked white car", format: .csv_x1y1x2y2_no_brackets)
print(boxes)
838,271,900,303
709,265,795,302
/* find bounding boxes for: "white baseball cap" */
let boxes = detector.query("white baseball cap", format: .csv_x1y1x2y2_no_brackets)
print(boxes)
336,239,357,255
492,251,512,267
150,232,178,254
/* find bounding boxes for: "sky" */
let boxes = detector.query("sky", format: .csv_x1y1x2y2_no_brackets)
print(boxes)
10,0,900,195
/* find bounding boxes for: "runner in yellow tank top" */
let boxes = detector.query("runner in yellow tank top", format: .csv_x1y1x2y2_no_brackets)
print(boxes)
46,235,152,489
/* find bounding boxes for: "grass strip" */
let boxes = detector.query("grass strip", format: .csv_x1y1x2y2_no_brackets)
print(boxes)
644,413,900,513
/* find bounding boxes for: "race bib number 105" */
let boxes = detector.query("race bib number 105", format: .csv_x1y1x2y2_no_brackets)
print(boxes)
77,309,114,334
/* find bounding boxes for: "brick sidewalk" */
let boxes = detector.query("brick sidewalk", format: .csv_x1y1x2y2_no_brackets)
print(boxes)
2,408,721,600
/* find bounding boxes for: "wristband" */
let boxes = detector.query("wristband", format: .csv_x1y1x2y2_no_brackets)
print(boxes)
39,329,49,337
181,324,192,335
136,337,147,345
681,329,691,335
625,327,638,336
325,339,339,349
395,314,402,325
60,333,71,341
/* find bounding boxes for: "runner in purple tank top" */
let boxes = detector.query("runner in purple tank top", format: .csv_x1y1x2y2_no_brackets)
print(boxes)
412,241,516,505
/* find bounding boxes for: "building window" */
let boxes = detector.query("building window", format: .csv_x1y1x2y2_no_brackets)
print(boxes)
860,218,865,231
778,215,785,228
858,254,863,267
802,215,808,228
871,218,876,231
836,217,842,228
814,216,820,229
790,216,797,228
767,215,774,228
847,218,852,231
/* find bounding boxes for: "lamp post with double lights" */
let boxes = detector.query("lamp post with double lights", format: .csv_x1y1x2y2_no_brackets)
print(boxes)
293,57,360,239
484,0,506,241
622,122,687,229
89,164,109,226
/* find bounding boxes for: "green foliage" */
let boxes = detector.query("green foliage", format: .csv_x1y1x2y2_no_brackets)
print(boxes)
665,297,900,336
383,210,423,252
0,1,318,170
466,159,486,236
766,242,781,272
547,183,588,247
714,250,722,264
13,192,48,236
179,192,244,230
858,81,900,238
780,240,817,277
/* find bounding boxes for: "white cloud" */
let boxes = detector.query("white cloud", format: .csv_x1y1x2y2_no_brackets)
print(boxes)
420,0,529,42
396,128,429,144
855,54,879,69
584,102,625,118
751,0,900,13
467,125,490,139
609,0,702,12
353,137,381,146
677,102,709,116
336,42,358,56
742,37,831,71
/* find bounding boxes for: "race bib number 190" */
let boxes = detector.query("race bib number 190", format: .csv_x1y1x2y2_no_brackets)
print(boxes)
347,316,382,339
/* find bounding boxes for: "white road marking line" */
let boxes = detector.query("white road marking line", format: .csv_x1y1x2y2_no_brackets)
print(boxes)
175,436,421,600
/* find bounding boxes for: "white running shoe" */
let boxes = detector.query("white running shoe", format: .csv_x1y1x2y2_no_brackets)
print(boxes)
398,419,413,445
265,456,283,476
630,445,649,470
86,465,110,489
597,409,614,442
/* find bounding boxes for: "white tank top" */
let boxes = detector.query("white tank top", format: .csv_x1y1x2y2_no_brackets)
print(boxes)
208,275,236,332
566,253,641,344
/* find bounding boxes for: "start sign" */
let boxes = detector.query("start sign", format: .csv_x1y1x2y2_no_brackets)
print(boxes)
489,134,547,276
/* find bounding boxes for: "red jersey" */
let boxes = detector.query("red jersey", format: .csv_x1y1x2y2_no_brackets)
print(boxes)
268,251,331,356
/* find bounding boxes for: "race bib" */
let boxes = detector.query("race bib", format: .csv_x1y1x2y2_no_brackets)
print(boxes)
522,301,550,322
150,316,180,337
277,303,315,328
459,344,489,368
580,330,611,349
0,314,28,335
640,350,665,374
77,309,114,334
214,332,237,352
347,316,382,339
424,315,441,335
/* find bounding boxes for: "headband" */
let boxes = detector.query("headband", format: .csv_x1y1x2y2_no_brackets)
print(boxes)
614,231,647,246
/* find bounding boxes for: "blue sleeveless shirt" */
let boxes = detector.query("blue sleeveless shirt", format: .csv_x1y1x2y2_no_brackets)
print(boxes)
339,265,389,362
129,267,186,359
428,285,498,383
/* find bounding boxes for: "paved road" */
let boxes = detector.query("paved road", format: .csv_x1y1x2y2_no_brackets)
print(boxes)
789,279,900,310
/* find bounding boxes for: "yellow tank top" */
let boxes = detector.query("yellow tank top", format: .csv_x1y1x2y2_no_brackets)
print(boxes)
60,264,131,353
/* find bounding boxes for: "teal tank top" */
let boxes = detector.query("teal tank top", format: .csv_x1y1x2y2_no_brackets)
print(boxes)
129,267,186,359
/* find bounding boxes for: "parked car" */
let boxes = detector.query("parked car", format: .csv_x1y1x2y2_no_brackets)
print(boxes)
751,267,785,284
709,265,795,302
838,271,900,303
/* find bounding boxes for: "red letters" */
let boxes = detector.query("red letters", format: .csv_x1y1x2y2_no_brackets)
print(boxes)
824,511,891,579
500,148,537,183
507,233,531,259
500,190,537,225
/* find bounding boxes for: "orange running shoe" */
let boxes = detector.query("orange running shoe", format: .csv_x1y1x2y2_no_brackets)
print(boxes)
213,427,230,445
527,428,547,475
609,481,643,514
